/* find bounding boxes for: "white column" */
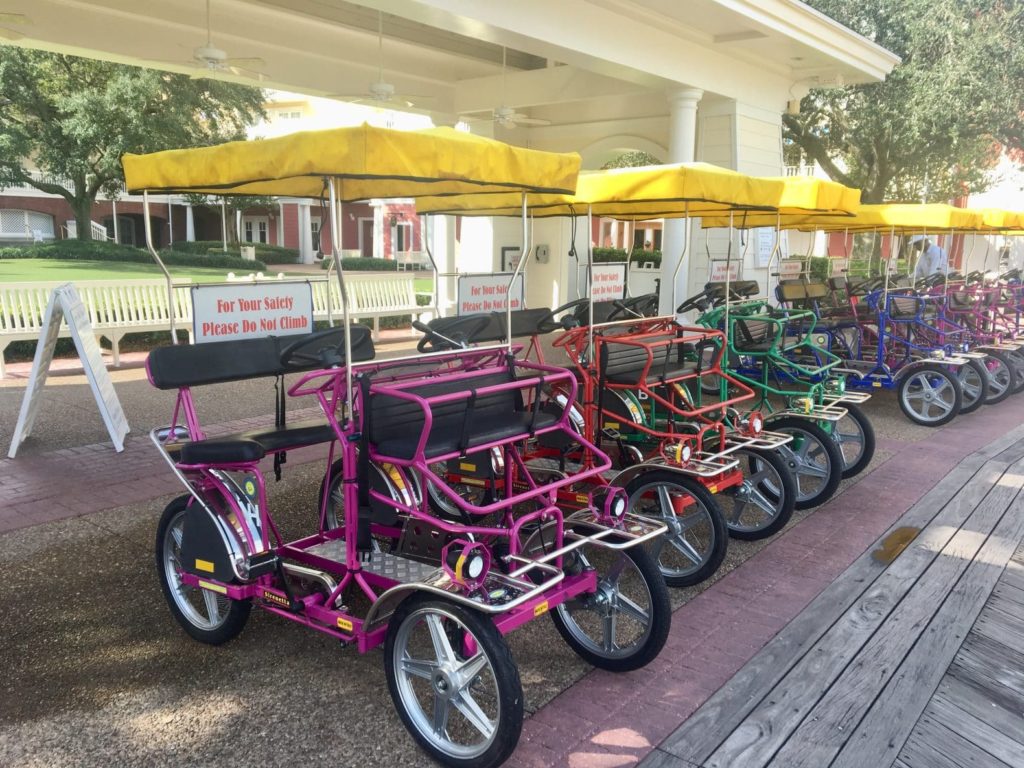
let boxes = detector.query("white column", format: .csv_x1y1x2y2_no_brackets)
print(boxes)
297,202,314,264
660,87,703,315
111,199,119,244
185,203,195,242
167,198,174,245
277,201,284,246
373,203,385,260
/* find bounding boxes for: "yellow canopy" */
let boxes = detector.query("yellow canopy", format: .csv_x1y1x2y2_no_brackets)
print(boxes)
415,163,860,219
122,124,581,200
702,203,985,233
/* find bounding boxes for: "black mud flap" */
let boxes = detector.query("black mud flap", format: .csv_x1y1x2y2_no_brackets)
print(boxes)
179,503,237,583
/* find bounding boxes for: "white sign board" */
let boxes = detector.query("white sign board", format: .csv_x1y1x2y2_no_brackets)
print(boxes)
757,228,776,268
588,263,627,301
779,259,805,279
191,281,314,343
709,260,741,282
8,284,129,458
456,273,525,316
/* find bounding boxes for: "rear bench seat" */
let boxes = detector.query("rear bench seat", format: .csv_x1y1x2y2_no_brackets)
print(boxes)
148,327,375,464
599,334,702,385
365,367,560,461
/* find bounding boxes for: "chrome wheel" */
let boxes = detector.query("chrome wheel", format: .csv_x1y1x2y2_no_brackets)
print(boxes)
722,448,795,539
386,599,520,766
899,369,960,425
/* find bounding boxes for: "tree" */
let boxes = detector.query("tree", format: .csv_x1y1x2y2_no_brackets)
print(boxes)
784,0,1024,203
602,150,662,169
0,49,265,239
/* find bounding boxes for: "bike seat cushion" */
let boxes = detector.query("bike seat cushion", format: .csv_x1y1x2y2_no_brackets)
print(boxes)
179,438,266,465
239,419,336,452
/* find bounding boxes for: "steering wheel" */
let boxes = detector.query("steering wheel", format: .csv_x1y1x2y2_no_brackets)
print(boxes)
677,289,711,315
414,315,493,353
279,327,348,369
536,298,591,333
609,293,660,320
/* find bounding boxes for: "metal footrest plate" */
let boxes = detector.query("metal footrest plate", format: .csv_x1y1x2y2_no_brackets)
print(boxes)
306,539,441,584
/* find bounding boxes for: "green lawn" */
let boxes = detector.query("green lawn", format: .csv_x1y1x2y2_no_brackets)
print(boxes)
0,259,301,283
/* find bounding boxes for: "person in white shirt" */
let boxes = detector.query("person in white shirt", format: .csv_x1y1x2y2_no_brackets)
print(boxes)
911,235,948,280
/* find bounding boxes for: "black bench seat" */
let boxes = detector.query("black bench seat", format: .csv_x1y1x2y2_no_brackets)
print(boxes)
366,369,562,461
165,418,339,463
600,336,701,386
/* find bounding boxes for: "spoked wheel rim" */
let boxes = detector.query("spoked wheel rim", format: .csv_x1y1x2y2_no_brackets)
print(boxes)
957,363,986,408
901,371,958,423
162,508,231,631
627,480,715,579
986,357,1012,399
726,452,787,533
832,412,867,471
775,431,831,502
392,605,502,760
555,548,655,660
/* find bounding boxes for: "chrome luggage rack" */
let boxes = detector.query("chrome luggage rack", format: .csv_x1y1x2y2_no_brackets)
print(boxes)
720,429,793,454
775,402,849,422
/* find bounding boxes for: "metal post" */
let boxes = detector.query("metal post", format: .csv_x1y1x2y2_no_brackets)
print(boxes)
422,215,440,316
143,190,178,344
724,211,733,349
587,205,595,358
328,179,353,408
507,193,531,353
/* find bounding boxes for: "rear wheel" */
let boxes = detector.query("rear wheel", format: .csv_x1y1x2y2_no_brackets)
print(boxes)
549,532,670,671
897,364,962,427
385,596,522,768
829,403,876,478
720,448,795,540
1005,350,1024,394
624,471,727,587
769,417,844,509
956,358,989,414
155,495,251,645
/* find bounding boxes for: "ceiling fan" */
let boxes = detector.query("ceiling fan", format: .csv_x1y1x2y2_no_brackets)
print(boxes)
158,0,268,81
460,47,551,128
328,11,431,108
0,12,30,42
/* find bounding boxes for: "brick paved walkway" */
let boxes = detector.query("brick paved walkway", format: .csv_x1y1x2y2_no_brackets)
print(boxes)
506,397,1024,768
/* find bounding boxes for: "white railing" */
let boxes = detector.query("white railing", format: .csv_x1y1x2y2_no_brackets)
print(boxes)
5,170,127,196
61,220,114,241
785,164,818,177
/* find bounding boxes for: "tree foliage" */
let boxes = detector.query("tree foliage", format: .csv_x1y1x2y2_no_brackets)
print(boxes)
784,0,1024,202
602,150,662,169
0,49,265,238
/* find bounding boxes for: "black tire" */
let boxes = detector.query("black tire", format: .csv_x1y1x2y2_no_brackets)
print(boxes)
549,538,670,672
721,447,796,540
956,358,989,414
155,495,251,645
384,596,522,768
319,457,417,530
981,351,1013,405
769,417,844,510
828,403,876,478
623,470,728,587
897,364,962,427
1005,350,1024,394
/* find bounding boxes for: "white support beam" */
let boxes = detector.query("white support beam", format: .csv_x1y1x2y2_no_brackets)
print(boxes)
454,65,645,114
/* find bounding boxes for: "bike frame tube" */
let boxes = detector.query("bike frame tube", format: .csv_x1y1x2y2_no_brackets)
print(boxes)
142,190,178,343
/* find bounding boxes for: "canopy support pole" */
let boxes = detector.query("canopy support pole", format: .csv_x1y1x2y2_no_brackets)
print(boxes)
142,190,178,344
507,193,531,353
670,202,690,315
328,179,353,409
423,215,440,317
587,205,594,360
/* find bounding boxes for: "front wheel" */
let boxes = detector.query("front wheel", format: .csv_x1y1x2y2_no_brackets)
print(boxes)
720,448,796,540
897,364,962,427
550,534,671,671
385,596,523,768
829,403,876,478
956,358,989,414
155,495,251,645
982,351,1013,405
1004,349,1024,394
624,471,727,587
769,417,844,510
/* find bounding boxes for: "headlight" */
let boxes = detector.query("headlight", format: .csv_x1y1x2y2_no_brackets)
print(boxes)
442,539,490,588
590,486,628,524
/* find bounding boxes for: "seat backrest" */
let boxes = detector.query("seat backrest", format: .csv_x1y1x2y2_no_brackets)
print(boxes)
599,334,680,383
573,300,619,326
705,280,761,301
776,280,809,304
147,326,375,389
367,369,521,448
734,317,774,345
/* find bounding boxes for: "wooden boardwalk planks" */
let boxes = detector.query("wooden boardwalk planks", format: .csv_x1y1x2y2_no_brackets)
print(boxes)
650,427,1024,768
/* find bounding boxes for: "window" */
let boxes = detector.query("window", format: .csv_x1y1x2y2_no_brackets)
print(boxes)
0,209,55,240
394,222,412,252
242,216,268,244
276,109,302,120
